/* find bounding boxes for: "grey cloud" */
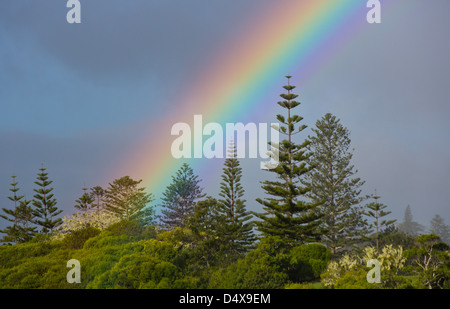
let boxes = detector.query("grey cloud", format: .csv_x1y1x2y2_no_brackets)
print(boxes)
0,0,267,84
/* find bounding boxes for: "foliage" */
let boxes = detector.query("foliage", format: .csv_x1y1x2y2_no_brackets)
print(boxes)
61,226,101,250
404,234,450,289
321,254,359,288
363,244,407,288
208,237,290,289
334,265,378,289
208,238,331,288
105,219,148,237
321,244,407,289
289,243,331,282
0,221,448,289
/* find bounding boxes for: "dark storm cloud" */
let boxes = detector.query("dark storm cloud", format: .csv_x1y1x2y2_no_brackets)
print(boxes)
0,0,266,83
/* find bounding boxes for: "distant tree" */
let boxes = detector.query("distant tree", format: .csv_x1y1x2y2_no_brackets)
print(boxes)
397,205,424,236
429,214,449,245
0,176,36,243
74,185,94,213
160,163,205,229
254,76,322,246
32,165,62,234
363,191,396,253
103,176,155,224
303,113,367,254
216,142,255,259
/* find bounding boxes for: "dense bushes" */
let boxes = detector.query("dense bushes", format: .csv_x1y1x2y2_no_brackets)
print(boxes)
208,237,331,288
0,226,448,289
0,224,198,289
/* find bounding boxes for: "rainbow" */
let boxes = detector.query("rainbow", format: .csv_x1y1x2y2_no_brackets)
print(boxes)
113,0,376,201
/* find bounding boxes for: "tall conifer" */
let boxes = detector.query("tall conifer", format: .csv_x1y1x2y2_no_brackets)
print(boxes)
217,142,255,258
103,176,155,223
254,76,322,246
32,165,62,234
303,113,367,254
363,191,396,252
0,176,36,243
74,185,95,213
90,185,105,215
160,163,204,229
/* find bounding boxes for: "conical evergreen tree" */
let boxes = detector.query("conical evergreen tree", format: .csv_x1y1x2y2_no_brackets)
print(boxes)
90,185,105,215
32,165,62,234
0,176,22,243
13,198,36,243
254,76,322,246
302,113,367,254
74,185,95,213
363,191,396,253
160,163,205,229
217,141,255,259
103,176,155,224
0,176,36,243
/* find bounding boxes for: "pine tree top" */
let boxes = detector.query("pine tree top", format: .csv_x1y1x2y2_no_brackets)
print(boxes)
8,176,23,203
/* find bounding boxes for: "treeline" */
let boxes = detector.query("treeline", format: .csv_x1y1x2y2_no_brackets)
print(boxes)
0,77,449,289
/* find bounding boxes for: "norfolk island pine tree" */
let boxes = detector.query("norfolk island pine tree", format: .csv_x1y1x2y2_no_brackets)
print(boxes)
254,76,323,246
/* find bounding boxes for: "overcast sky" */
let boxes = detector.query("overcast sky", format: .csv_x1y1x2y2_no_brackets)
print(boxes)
0,0,449,231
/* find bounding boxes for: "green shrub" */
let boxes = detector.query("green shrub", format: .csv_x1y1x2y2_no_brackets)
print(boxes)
83,232,133,249
289,244,331,282
90,253,180,289
334,265,378,289
62,226,101,250
106,220,145,237
208,237,291,289
209,258,289,289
